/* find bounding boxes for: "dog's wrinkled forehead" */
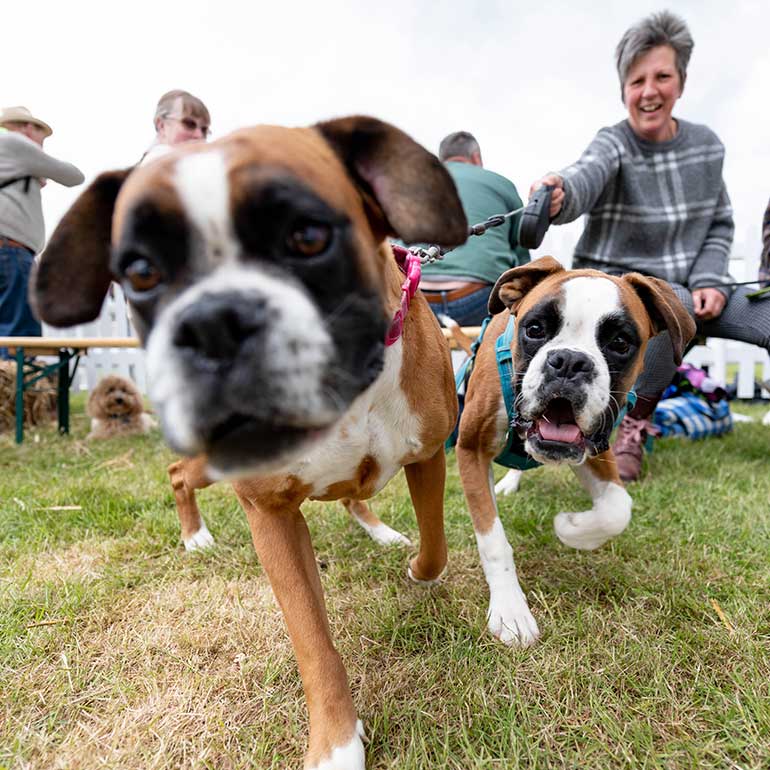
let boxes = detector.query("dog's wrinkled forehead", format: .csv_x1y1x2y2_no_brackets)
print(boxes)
516,273,623,326
113,126,378,276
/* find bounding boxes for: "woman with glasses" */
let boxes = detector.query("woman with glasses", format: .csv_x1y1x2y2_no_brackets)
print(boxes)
141,89,211,165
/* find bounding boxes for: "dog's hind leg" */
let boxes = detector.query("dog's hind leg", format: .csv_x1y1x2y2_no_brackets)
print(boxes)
457,445,540,647
404,447,449,584
168,456,215,551
340,498,412,547
234,487,365,770
553,451,632,550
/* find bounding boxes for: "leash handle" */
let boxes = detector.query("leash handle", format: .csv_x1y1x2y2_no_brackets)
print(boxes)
517,185,554,250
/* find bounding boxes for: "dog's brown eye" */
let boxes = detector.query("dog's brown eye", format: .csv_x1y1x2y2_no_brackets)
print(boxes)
125,259,162,292
525,321,545,339
608,334,631,354
286,222,331,257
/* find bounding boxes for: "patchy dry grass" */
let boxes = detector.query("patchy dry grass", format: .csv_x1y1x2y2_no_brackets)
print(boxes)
1,396,769,769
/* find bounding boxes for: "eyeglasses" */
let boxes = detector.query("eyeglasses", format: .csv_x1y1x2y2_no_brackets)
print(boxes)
163,115,211,138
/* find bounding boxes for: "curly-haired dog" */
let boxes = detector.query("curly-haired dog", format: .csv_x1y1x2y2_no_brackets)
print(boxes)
86,375,155,440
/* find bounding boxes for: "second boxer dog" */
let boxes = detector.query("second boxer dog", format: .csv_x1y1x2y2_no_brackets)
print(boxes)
32,116,467,770
456,256,695,647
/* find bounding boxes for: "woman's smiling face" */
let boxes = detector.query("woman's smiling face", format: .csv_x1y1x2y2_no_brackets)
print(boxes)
623,44,683,143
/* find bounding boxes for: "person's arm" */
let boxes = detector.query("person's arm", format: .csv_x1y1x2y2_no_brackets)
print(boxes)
9,133,84,187
530,129,622,224
759,197,770,287
688,181,734,298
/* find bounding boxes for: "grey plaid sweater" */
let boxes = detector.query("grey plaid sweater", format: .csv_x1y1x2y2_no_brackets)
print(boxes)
554,119,735,298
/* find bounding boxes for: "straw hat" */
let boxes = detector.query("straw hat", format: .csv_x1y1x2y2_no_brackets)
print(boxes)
0,106,53,137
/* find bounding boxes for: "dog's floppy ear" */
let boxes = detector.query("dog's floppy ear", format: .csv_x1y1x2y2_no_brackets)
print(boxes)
488,256,565,315
31,169,132,327
315,115,467,247
622,273,696,365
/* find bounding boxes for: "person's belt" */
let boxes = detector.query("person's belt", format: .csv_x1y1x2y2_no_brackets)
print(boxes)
0,236,33,253
421,281,489,303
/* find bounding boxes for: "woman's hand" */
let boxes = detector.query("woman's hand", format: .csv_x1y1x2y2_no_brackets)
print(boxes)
529,174,564,218
692,288,726,321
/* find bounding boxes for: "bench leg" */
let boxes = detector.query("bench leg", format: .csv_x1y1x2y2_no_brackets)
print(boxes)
15,347,24,444
57,349,71,435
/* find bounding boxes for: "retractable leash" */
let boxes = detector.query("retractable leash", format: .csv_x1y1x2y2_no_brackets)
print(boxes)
412,184,555,266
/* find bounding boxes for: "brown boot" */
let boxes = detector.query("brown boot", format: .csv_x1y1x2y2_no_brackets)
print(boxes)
612,393,663,483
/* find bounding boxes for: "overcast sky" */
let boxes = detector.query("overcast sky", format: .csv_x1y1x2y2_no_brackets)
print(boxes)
5,0,769,268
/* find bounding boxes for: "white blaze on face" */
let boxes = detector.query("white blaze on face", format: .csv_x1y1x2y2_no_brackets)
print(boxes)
174,149,239,264
519,276,621,431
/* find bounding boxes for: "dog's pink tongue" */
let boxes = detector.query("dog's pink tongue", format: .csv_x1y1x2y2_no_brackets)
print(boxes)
538,419,581,443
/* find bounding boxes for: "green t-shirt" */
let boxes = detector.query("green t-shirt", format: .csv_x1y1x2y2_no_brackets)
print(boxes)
421,161,530,284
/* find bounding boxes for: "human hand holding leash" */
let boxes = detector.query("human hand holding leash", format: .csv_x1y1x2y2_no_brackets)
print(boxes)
530,173,564,218
692,287,726,320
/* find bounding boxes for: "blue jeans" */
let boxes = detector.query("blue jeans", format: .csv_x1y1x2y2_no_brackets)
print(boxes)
424,285,492,327
0,243,41,360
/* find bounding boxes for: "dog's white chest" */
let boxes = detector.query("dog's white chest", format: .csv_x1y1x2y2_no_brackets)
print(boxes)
288,341,423,497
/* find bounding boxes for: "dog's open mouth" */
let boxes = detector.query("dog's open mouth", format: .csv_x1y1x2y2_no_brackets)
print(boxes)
529,397,585,448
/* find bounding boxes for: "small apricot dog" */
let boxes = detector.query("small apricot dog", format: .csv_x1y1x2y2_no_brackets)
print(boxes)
86,375,155,440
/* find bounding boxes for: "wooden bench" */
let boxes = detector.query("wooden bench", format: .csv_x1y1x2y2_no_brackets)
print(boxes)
0,337,139,444
2,328,482,445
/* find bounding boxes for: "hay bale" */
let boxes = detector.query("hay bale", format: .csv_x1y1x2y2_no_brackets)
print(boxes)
0,361,57,434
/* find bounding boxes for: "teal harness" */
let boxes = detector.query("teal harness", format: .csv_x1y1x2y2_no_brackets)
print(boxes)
447,315,636,470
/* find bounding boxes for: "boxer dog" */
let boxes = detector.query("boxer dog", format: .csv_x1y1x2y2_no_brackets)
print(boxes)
32,116,467,770
456,256,695,647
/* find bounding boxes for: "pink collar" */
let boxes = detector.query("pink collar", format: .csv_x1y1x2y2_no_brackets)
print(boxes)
385,245,422,346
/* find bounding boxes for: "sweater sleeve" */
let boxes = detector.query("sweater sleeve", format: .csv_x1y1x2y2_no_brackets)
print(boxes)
687,181,735,298
552,129,622,225
759,197,770,287
10,134,85,187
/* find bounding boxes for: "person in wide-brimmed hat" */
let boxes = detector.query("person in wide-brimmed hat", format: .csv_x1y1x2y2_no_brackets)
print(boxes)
0,105,84,358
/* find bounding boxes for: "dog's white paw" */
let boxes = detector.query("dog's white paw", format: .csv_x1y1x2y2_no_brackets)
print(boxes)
487,595,540,647
763,409,770,427
366,523,412,547
553,507,630,551
494,468,523,496
183,522,215,551
309,720,366,770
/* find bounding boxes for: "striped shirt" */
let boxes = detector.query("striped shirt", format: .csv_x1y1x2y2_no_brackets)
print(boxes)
554,119,735,296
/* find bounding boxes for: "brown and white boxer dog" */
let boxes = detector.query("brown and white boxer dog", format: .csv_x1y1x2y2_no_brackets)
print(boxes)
31,116,467,770
456,256,695,647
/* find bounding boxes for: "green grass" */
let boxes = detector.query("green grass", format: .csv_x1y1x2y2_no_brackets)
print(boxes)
1,396,769,769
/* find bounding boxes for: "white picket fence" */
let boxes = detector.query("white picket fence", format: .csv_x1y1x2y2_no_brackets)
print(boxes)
44,251,770,400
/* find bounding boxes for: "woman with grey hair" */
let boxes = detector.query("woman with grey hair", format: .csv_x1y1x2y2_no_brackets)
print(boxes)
529,10,770,482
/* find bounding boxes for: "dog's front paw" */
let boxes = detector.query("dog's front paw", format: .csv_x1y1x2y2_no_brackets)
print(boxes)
487,595,540,647
494,468,523,496
553,507,630,551
308,720,366,770
183,522,215,551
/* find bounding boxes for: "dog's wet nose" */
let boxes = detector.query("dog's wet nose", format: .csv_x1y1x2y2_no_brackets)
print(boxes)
173,293,268,362
544,349,595,382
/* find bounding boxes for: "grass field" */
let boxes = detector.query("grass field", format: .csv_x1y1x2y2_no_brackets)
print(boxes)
1,396,769,769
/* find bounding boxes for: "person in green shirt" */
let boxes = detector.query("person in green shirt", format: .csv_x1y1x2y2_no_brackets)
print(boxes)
420,131,530,326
